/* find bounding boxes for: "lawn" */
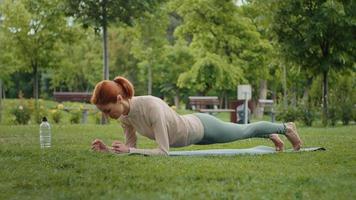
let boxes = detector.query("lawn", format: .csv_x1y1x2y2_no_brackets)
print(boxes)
0,124,355,200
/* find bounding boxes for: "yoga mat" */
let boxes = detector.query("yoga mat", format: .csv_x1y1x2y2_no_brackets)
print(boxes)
168,146,326,156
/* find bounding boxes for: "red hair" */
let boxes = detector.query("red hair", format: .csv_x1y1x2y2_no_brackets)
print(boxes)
91,76,135,105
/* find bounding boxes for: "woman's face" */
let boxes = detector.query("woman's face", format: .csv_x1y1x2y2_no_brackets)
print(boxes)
96,102,123,119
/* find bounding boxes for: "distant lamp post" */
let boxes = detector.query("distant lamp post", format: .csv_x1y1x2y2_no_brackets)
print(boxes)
237,85,252,124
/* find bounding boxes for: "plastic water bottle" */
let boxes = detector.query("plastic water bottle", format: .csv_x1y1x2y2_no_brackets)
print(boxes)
40,117,51,148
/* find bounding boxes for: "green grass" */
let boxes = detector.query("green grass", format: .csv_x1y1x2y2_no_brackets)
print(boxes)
0,124,355,199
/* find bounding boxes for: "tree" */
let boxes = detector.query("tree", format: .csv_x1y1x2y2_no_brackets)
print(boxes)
130,7,195,106
328,71,355,125
240,1,277,117
158,12,195,108
0,0,72,121
272,0,355,125
108,27,143,94
170,0,270,109
0,25,22,95
51,27,102,92
171,0,242,95
65,0,162,124
65,0,162,81
131,7,169,95
160,41,195,108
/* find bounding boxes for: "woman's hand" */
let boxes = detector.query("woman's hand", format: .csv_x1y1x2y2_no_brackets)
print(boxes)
111,140,129,154
91,139,110,153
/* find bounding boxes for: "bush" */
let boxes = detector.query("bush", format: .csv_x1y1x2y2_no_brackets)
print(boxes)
340,102,352,125
27,99,49,124
95,112,102,124
35,106,49,124
328,106,338,126
94,112,111,124
69,109,81,124
11,105,32,124
276,106,300,122
299,106,315,126
51,109,62,124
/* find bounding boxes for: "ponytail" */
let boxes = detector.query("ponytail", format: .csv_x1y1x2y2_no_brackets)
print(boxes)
113,76,135,99
91,76,134,105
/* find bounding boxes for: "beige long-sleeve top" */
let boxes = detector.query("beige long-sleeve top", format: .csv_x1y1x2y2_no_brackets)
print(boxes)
118,96,204,156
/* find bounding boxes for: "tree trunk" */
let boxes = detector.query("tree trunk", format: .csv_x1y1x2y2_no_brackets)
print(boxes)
33,65,39,100
174,90,180,109
33,64,39,123
291,86,297,107
256,79,267,118
103,25,109,80
322,70,329,125
3,84,5,99
101,0,109,124
147,65,152,95
0,79,2,123
282,64,288,108
302,77,313,104
102,3,109,80
219,90,227,109
224,91,228,109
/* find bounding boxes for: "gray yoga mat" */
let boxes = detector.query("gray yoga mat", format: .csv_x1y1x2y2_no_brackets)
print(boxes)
168,146,326,156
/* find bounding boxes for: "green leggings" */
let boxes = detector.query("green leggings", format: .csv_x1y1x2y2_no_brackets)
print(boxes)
194,113,286,145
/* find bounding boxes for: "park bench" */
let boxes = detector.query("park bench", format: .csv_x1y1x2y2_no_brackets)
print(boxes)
53,92,92,103
53,92,95,123
188,96,235,114
258,99,275,122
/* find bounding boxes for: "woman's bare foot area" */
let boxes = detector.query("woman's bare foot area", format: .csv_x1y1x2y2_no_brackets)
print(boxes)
285,122,302,151
269,134,284,152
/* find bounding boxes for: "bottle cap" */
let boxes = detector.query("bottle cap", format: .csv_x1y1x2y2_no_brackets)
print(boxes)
42,117,48,122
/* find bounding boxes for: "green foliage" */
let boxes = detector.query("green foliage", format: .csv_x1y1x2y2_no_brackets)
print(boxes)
178,52,242,93
64,0,161,31
340,102,353,125
0,0,73,98
50,109,63,124
26,99,49,124
4,73,34,98
328,105,338,126
276,106,300,122
69,109,81,124
94,112,102,125
273,0,355,72
298,105,315,127
36,106,49,124
1,99,98,125
171,0,272,93
239,1,278,97
108,27,143,94
272,0,355,124
0,0,355,126
159,41,195,105
328,72,355,126
11,105,32,125
0,31,21,83
336,75,354,125
131,7,169,95
51,28,102,91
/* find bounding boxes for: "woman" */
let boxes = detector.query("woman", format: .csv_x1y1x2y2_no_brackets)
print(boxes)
91,76,302,156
